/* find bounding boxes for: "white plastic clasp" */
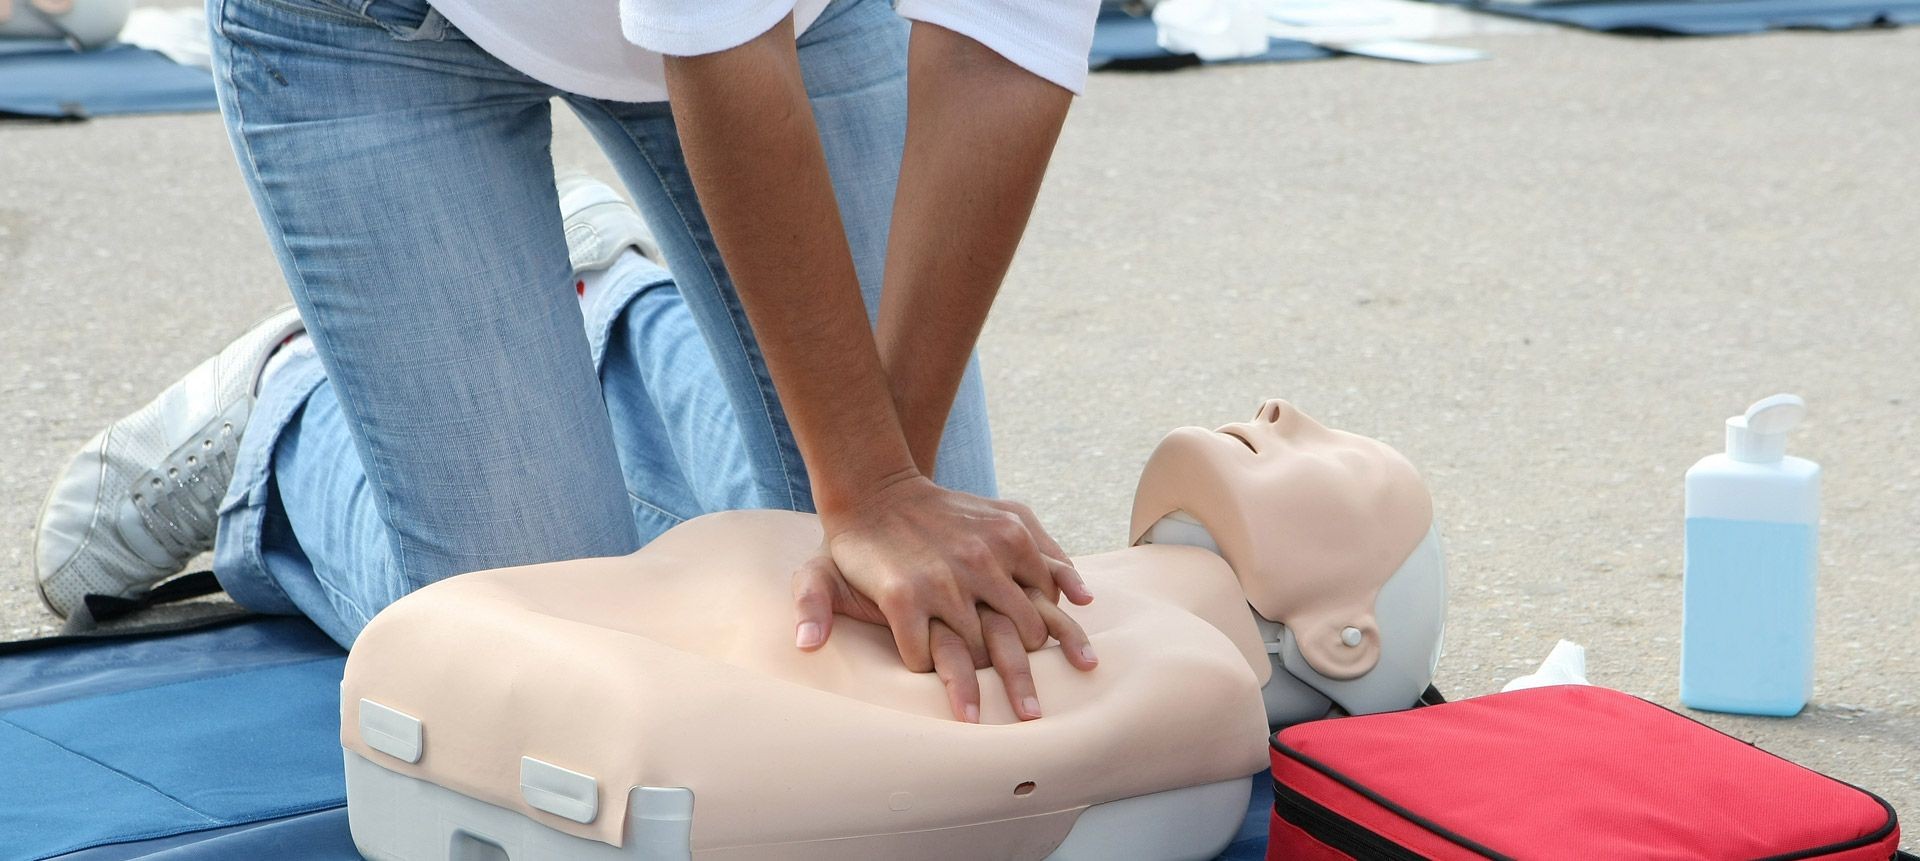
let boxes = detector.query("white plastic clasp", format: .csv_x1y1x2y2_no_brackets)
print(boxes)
357,699,422,764
520,757,599,824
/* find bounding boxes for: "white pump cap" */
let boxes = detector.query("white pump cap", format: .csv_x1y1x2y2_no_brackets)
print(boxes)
1725,393,1805,463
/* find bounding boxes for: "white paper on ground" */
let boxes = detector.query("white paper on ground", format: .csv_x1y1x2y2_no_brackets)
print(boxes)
1263,0,1552,43
119,7,211,69
1502,640,1593,692
1324,38,1488,63
1152,0,1273,61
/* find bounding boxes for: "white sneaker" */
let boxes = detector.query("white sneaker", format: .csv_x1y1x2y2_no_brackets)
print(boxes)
557,169,662,272
32,307,306,618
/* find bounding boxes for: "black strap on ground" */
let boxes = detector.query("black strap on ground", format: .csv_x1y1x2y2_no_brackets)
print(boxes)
71,570,226,627
1417,684,1447,707
0,608,256,656
0,570,251,655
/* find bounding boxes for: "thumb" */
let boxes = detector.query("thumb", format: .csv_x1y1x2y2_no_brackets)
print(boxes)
792,556,839,651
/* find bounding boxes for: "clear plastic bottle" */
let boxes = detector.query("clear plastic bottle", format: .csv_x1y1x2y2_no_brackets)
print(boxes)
1680,394,1820,716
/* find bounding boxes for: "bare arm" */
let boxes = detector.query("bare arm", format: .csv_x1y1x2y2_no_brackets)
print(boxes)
662,16,916,515
662,18,1091,723
879,23,1073,473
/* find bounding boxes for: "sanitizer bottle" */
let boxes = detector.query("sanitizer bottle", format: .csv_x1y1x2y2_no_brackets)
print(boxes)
1681,394,1820,716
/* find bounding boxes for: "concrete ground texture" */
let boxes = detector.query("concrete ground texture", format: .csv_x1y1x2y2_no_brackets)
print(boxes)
3,12,1916,850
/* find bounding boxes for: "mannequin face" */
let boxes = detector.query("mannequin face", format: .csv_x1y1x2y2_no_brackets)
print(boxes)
1193,399,1329,463
1129,399,1432,680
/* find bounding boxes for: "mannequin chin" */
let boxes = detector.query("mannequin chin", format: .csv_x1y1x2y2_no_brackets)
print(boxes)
340,399,1445,860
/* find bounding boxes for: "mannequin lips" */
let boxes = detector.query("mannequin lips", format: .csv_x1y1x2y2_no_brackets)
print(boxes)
1219,427,1258,453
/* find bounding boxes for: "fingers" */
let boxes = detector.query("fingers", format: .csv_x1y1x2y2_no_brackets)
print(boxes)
936,599,1098,724
876,582,937,673
995,499,1092,606
981,609,1043,721
974,567,1051,652
1027,588,1098,671
791,556,838,651
934,578,991,668
930,620,982,723
1047,555,1093,607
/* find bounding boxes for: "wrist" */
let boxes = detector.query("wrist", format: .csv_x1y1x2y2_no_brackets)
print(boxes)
813,462,925,525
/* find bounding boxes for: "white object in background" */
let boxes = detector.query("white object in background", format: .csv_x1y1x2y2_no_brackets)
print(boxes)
1153,0,1271,60
1502,640,1590,692
1325,38,1486,63
0,0,132,49
1266,0,1396,31
119,7,210,69
1681,393,1820,718
1263,0,1549,44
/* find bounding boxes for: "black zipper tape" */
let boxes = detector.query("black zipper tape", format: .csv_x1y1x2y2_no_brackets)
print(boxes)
1272,778,1427,860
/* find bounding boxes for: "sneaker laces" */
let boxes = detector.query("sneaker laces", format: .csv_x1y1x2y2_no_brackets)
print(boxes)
127,421,240,563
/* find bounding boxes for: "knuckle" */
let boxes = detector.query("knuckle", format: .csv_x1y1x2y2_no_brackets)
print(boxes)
955,540,994,570
875,580,917,614
994,511,1028,538
935,574,967,604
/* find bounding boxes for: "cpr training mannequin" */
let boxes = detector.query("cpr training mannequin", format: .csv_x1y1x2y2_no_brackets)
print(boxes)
341,399,1447,861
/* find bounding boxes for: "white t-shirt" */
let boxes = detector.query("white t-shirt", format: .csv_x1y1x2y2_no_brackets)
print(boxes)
426,0,1099,103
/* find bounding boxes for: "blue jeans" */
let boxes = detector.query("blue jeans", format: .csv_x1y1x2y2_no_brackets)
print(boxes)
205,0,996,646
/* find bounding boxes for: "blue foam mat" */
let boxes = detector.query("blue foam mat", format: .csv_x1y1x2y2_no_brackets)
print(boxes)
1090,8,1334,68
1,618,348,861
8,616,1274,860
1438,0,1918,34
0,41,217,119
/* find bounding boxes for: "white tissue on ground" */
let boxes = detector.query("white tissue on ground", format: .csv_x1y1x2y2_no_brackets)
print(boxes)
1152,0,1272,61
1146,0,1543,63
119,8,212,70
1502,640,1591,692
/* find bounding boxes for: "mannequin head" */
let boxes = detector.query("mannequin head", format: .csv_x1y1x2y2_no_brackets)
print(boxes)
1129,399,1433,681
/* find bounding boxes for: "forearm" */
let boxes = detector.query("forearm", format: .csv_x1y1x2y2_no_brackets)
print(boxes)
663,17,918,517
878,23,1073,474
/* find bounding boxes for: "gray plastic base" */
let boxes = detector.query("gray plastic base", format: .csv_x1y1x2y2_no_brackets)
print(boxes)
346,751,1251,861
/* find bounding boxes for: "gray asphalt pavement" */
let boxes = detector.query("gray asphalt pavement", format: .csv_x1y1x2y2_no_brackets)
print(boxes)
3,20,1916,845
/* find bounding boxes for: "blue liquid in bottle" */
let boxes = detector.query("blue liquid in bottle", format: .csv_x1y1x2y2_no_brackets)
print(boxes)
1680,516,1816,716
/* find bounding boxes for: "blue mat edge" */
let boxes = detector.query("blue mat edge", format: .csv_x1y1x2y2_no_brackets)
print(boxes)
1424,0,1919,33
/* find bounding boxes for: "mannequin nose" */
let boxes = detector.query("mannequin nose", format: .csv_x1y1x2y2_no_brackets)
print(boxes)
1255,399,1295,425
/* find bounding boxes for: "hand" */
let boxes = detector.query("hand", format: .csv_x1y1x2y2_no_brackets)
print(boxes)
928,595,1099,722
791,472,1095,719
793,559,1098,722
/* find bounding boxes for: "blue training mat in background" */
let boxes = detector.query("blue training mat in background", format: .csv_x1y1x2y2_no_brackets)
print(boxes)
0,40,218,119
1436,0,1918,34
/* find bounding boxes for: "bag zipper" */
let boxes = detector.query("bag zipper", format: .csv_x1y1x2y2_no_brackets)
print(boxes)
1272,778,1430,861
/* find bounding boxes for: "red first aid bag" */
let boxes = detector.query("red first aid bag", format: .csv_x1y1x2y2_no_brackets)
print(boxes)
1268,685,1903,860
